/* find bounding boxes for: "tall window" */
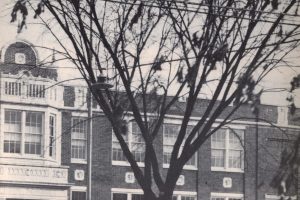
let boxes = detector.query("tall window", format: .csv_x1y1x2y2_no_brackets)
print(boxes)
4,110,22,153
71,117,87,161
211,128,244,171
25,112,42,154
3,109,43,155
49,114,56,157
112,122,145,163
163,124,197,168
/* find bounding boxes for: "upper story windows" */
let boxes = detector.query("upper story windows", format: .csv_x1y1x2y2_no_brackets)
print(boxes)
71,117,88,163
211,128,244,172
163,124,197,169
112,122,145,165
3,109,43,155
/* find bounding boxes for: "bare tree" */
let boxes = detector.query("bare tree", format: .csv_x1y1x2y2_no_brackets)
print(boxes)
10,0,300,199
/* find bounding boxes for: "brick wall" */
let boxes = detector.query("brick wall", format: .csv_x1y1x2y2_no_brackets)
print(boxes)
60,86,299,200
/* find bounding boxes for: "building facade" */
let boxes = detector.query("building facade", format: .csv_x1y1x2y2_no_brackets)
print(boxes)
0,40,299,200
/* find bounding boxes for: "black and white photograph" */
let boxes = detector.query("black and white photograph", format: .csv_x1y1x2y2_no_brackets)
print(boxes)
0,0,299,199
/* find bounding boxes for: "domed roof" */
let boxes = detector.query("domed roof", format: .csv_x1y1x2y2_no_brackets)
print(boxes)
4,41,38,65
0,40,57,81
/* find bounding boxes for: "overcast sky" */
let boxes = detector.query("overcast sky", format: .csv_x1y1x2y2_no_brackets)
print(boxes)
0,0,299,107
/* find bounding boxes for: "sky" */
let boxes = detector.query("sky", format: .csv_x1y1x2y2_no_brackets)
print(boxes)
0,0,299,107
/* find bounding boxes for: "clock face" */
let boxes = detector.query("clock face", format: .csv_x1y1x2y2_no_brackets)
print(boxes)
15,53,26,64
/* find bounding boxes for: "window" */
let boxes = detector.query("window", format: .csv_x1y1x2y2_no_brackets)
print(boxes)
71,117,87,161
211,193,243,200
112,193,143,200
4,110,21,153
75,87,87,108
25,112,42,154
72,191,86,200
112,122,145,164
3,109,43,155
211,129,244,171
49,114,56,157
5,81,22,96
163,124,197,168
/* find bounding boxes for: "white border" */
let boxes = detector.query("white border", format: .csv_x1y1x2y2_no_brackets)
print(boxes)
211,192,243,199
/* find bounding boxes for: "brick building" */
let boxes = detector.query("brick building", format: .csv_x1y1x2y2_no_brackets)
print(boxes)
0,40,299,200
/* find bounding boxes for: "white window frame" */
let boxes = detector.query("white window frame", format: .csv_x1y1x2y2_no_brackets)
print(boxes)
265,194,297,200
49,114,56,158
211,126,244,173
111,188,143,200
2,108,44,157
71,186,87,200
71,116,88,164
211,192,243,200
112,121,145,167
173,191,197,200
163,119,198,170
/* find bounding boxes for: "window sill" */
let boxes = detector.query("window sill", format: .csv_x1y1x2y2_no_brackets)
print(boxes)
211,167,244,173
71,159,87,164
112,160,145,167
163,163,198,171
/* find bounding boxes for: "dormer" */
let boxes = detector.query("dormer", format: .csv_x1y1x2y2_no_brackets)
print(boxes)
3,40,38,66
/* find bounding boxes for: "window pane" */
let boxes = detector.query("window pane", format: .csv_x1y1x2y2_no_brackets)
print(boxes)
72,191,86,200
112,129,128,161
163,145,172,164
228,150,243,169
4,110,22,154
112,193,127,200
211,130,226,149
25,112,42,155
71,118,87,159
211,149,225,167
229,129,244,150
131,122,145,162
49,115,55,157
4,132,21,153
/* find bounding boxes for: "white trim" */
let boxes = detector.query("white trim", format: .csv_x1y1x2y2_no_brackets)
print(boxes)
163,163,198,171
71,159,87,164
265,194,297,200
71,186,87,191
111,189,197,196
211,167,244,173
111,188,143,194
72,112,89,118
211,192,243,198
173,191,197,196
112,160,145,167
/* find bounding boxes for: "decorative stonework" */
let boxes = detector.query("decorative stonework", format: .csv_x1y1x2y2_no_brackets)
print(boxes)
0,165,68,184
